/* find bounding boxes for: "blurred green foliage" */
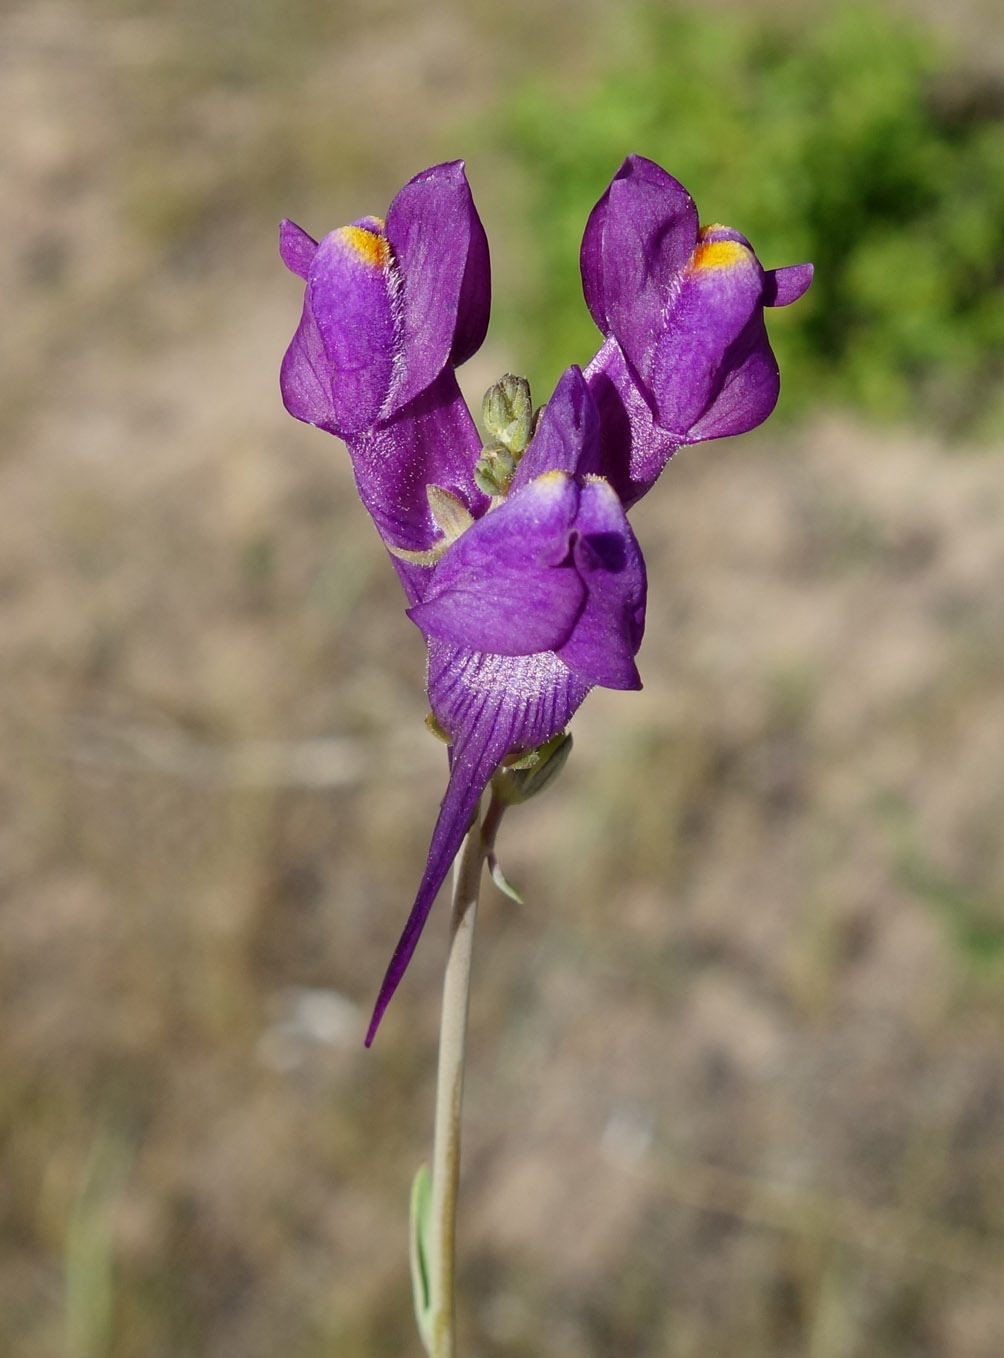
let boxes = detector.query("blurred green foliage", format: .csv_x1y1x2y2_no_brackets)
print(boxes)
494,4,1004,436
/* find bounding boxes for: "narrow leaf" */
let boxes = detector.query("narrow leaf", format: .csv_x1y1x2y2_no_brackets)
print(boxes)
409,1164,435,1354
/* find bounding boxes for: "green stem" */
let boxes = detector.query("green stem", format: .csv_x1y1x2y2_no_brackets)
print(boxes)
427,794,505,1358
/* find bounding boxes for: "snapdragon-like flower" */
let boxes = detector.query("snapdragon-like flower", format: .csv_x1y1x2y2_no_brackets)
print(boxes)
279,157,811,1044
581,154,814,506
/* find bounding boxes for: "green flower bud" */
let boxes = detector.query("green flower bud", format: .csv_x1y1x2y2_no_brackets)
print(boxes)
473,441,518,498
482,374,533,455
473,462,505,498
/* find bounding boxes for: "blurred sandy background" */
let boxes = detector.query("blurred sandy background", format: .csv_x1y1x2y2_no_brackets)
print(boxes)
2,1,1003,1355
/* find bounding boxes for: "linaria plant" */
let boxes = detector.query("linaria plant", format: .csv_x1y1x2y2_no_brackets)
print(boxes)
280,155,812,1355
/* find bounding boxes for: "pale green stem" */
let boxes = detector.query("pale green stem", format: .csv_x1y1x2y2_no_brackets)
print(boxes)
427,794,505,1358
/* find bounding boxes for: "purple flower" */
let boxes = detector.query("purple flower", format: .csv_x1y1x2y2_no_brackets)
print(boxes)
581,154,814,506
387,438,646,1043
280,162,489,438
279,157,810,1043
279,162,492,588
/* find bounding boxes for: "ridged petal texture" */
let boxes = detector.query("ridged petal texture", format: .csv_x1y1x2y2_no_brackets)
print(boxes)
365,646,591,1044
410,473,588,655
367,467,645,1039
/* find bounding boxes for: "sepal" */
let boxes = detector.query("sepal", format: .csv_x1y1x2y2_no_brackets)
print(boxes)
425,712,451,744
493,731,573,805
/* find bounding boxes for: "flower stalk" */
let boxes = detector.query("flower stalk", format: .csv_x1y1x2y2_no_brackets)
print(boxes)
428,813,482,1357
411,792,508,1357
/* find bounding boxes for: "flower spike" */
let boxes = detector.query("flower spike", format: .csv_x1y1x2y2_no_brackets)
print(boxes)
279,156,810,1040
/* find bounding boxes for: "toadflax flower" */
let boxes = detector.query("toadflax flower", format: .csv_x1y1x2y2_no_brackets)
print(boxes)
279,157,811,1044
581,154,814,507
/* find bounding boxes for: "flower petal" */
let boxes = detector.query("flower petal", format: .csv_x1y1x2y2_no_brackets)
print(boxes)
764,262,814,307
556,478,646,690
684,310,780,443
408,473,586,654
511,365,602,489
347,369,487,604
593,156,698,370
280,289,339,433
584,337,680,508
279,219,318,279
304,221,398,436
647,233,766,437
386,161,491,412
450,201,491,368
365,644,590,1045
579,180,613,334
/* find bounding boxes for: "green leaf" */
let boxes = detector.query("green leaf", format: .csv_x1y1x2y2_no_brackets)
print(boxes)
409,1164,434,1354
